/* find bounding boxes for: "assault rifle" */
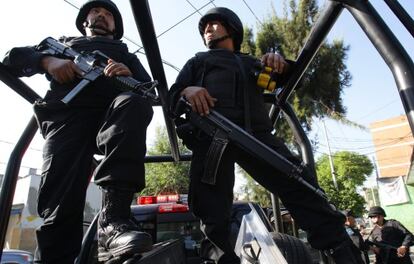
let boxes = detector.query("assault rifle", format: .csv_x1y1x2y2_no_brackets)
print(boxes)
365,240,398,250
174,97,327,200
36,37,159,104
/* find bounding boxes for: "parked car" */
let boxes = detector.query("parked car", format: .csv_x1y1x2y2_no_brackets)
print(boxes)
1,249,34,264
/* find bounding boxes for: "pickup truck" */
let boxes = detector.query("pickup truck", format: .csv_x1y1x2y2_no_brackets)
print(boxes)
79,194,315,264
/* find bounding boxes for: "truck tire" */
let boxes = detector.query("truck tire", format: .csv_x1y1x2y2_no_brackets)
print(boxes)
271,232,313,264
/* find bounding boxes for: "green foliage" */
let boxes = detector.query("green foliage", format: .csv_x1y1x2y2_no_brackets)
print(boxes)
238,0,353,203
323,183,367,217
238,167,272,207
240,0,351,133
316,151,373,216
241,26,256,55
140,127,191,195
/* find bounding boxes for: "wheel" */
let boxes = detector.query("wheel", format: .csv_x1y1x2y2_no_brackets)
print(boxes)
271,232,314,264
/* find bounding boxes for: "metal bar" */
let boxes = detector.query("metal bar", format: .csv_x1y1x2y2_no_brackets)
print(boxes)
271,1,344,123
0,64,42,257
280,103,316,174
270,193,282,233
0,63,41,104
128,0,180,161
76,212,100,264
383,0,414,38
144,154,192,163
0,117,38,257
343,0,414,134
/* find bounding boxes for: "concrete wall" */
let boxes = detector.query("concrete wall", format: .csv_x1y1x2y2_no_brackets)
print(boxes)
383,184,414,232
370,115,414,179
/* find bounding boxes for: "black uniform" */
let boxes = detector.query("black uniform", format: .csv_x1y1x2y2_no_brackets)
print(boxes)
369,219,414,264
169,49,349,263
346,226,370,263
3,36,153,263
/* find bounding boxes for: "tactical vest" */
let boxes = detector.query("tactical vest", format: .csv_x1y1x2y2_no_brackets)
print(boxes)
62,36,130,62
194,49,273,132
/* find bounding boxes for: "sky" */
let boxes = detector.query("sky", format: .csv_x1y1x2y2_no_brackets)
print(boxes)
0,0,413,189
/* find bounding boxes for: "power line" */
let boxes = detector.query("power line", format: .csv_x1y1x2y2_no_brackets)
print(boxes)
355,99,400,122
241,0,263,26
133,49,181,72
318,143,374,151
153,0,215,40
314,150,411,164
0,139,42,152
126,0,218,67
318,132,412,151
62,0,182,72
0,161,40,171
185,0,203,16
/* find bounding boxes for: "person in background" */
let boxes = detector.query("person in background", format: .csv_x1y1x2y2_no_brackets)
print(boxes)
367,206,414,264
342,209,370,263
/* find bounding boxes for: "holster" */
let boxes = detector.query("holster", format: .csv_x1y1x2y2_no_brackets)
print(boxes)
201,129,229,185
175,117,197,150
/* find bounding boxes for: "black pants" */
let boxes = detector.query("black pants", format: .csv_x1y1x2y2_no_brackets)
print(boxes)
33,92,153,263
189,131,348,263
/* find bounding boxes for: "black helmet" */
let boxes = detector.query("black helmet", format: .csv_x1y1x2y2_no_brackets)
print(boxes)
76,0,124,40
368,206,386,217
341,209,355,218
198,7,243,51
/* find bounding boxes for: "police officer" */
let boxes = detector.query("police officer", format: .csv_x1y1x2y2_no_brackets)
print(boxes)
342,209,370,263
3,0,153,263
368,206,414,264
169,7,363,264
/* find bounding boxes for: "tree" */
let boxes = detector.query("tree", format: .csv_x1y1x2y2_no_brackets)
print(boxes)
241,0,351,134
139,127,191,195
238,166,272,207
241,26,256,56
316,151,373,216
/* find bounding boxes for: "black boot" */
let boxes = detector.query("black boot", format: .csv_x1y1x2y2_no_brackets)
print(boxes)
327,239,365,264
98,187,152,262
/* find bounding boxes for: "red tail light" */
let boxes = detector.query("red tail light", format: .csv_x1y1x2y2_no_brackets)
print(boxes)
138,196,157,205
158,203,189,213
137,194,181,204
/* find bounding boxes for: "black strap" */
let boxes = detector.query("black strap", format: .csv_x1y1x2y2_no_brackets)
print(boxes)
233,54,251,133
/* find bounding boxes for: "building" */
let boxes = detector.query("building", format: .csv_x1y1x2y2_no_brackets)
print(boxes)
5,169,101,253
370,115,414,231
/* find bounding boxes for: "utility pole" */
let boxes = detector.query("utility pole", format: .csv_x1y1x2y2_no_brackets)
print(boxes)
371,156,380,206
322,118,338,189
371,187,377,206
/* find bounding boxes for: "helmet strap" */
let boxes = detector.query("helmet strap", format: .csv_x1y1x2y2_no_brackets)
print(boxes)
83,21,116,38
206,34,231,49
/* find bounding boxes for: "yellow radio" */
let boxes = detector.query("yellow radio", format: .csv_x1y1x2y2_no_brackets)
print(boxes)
256,66,277,92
